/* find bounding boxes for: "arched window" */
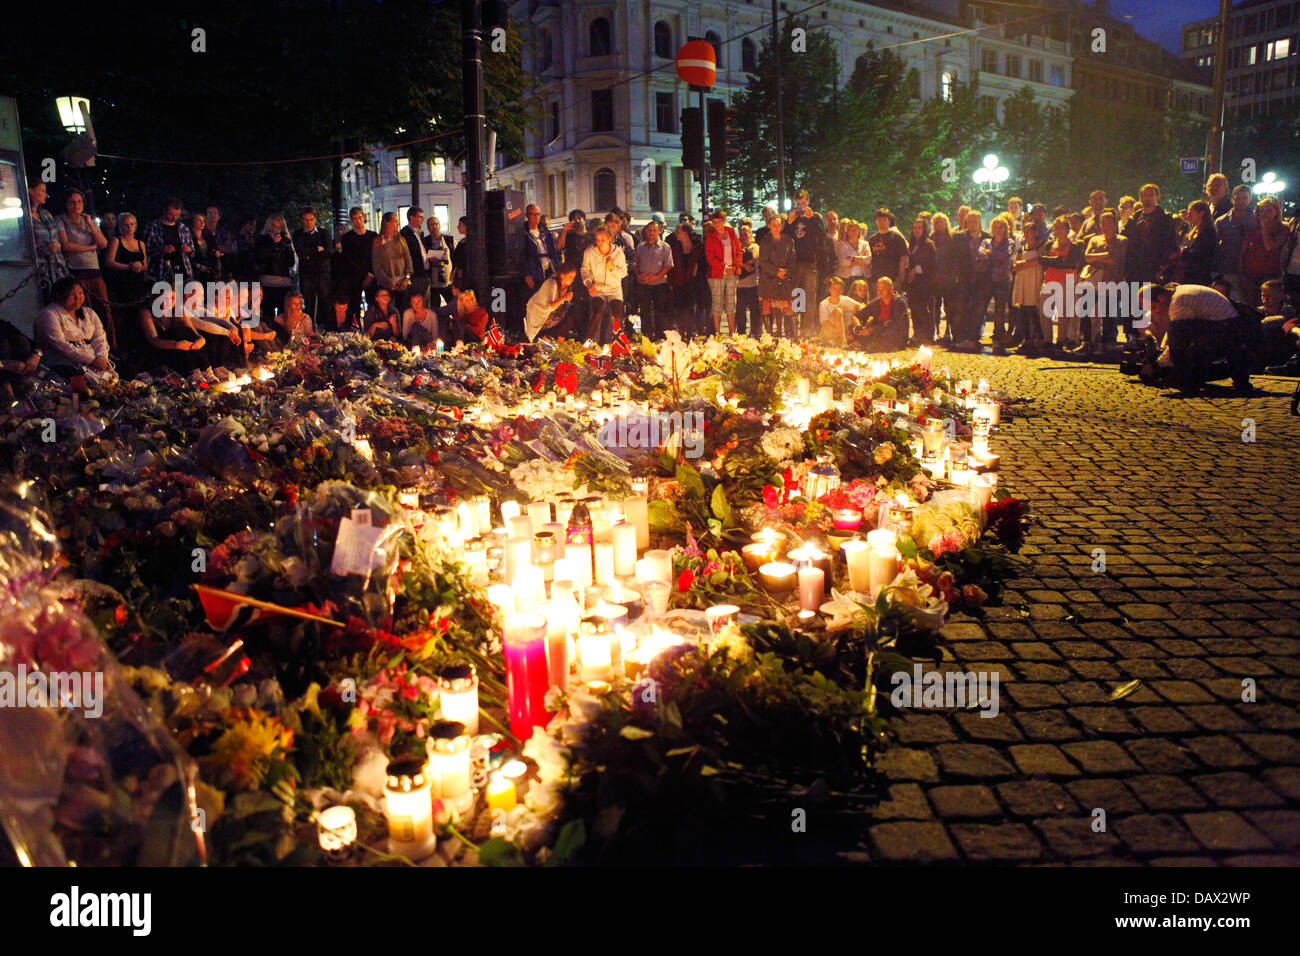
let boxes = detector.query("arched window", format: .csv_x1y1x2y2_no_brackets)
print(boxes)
590,17,612,57
741,37,757,72
593,168,617,211
654,21,672,58
705,30,722,67
537,29,552,70
941,71,954,101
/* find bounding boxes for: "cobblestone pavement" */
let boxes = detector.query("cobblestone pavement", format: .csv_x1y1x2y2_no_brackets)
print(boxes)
867,351,1300,866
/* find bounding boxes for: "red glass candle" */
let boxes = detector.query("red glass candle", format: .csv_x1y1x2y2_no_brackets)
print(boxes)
502,612,551,740
832,508,863,532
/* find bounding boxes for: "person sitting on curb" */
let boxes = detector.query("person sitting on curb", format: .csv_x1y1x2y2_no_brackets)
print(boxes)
851,276,911,351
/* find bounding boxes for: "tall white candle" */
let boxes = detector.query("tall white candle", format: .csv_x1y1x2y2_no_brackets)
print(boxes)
797,378,810,403
624,495,649,550
565,544,593,589
611,521,637,577
538,601,571,691
463,540,489,588
643,549,673,584
798,566,825,612
504,536,533,586
500,499,522,522
594,541,616,586
528,501,552,530
866,528,898,551
869,546,899,599
508,515,533,541
456,501,478,538
513,565,546,612
843,540,871,593
486,583,516,615
578,629,613,681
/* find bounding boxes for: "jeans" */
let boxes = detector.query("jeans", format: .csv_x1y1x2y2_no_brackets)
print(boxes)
299,272,330,322
792,262,818,336
635,283,672,339
736,285,760,336
909,286,936,340
586,295,624,345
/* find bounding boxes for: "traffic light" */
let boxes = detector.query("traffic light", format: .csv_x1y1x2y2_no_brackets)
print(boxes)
681,107,704,171
707,100,740,172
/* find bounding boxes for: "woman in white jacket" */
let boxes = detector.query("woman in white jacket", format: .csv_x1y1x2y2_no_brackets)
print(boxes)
581,226,627,345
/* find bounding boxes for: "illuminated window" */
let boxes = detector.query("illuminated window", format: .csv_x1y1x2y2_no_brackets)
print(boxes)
429,157,447,182
941,71,954,101
396,157,410,183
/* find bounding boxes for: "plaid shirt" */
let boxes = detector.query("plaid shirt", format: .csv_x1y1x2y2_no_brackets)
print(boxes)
143,218,195,281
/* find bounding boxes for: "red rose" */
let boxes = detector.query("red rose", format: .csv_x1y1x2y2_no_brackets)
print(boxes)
762,485,779,508
677,569,695,592
113,604,129,627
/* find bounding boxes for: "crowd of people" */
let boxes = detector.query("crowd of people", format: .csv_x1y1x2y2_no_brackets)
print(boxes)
6,170,1299,403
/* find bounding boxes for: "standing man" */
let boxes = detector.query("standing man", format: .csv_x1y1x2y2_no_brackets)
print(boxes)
632,219,674,340
519,203,561,295
868,208,910,287
204,205,236,261
1079,190,1108,241
1213,185,1255,302
704,208,742,336
1205,173,1231,220
1123,184,1178,287
425,216,455,308
334,206,378,331
786,188,825,338
400,207,432,310
293,209,332,322
143,198,194,282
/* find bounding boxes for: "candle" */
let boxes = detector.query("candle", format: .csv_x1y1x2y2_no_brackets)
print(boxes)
487,583,516,615
978,378,990,394
611,521,637,577
832,508,863,532
842,540,872,593
577,624,613,681
463,538,489,587
817,385,834,411
427,721,473,815
552,560,577,590
759,561,797,593
457,500,479,538
642,579,671,617
866,528,898,551
798,566,825,612
513,565,546,612
624,495,650,550
508,515,533,541
438,664,479,735
399,490,420,509
636,549,673,585
501,499,522,523
869,545,899,599
796,378,810,404
949,459,972,486
705,604,740,637
473,495,492,535
384,758,436,860
969,475,994,510
504,536,533,585
555,496,575,527
487,774,517,814
533,531,557,581
594,541,616,585
527,500,552,528
538,601,572,691
436,338,445,354
923,419,946,457
317,805,357,852
788,544,833,582
565,543,594,589
887,503,916,539
502,613,551,739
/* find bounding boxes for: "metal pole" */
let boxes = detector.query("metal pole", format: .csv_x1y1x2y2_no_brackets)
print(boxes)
772,0,786,212
698,87,710,220
463,0,488,299
1206,0,1231,174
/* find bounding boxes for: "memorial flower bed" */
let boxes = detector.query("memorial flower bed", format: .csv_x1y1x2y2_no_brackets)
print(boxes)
0,332,1027,866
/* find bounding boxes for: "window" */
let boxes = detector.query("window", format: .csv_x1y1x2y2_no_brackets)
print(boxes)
1049,64,1064,87
589,17,611,56
655,91,676,132
537,29,552,70
395,156,410,183
741,37,757,71
671,164,687,211
1029,59,1043,82
648,163,663,210
433,205,450,232
592,89,614,131
705,30,722,67
1248,45,1257,65
941,71,954,101
1005,54,1021,77
550,102,560,141
593,168,617,210
429,157,448,182
1268,38,1290,60
980,48,998,73
654,21,672,58
1185,29,1197,49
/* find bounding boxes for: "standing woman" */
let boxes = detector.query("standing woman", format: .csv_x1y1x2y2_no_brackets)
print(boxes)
335,207,378,330
905,216,937,343
57,189,114,350
1010,220,1045,354
1175,200,1217,286
756,214,797,338
930,213,963,344
28,181,70,303
232,216,259,282
736,220,760,336
190,212,222,281
1079,210,1128,355
255,214,298,336
104,214,153,349
987,216,1015,352
837,220,871,282
372,211,414,311
666,223,704,338
1040,216,1084,352
1239,197,1287,306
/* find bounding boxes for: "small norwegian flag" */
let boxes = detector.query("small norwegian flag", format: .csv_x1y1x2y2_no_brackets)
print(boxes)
610,316,632,357
193,585,343,632
484,320,506,349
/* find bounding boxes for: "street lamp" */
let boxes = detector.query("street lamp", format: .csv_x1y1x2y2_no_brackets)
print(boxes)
1254,171,1287,197
55,96,91,134
973,154,1009,190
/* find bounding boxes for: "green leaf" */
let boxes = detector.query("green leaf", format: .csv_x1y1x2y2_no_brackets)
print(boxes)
478,837,525,867
676,464,706,500
550,819,587,864
710,484,733,523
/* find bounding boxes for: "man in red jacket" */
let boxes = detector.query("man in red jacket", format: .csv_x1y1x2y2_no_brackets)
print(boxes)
705,208,743,336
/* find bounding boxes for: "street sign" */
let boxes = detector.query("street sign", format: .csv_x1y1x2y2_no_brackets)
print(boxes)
676,40,717,88
982,195,995,214
1180,157,1201,174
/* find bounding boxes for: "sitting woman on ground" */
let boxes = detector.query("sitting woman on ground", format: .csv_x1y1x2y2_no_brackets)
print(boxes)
138,287,216,379
364,287,401,341
34,276,115,388
402,292,439,347
279,291,314,341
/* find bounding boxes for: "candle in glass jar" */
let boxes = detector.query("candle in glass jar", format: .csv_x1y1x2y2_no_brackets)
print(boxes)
842,539,872,593
869,545,899,599
456,500,479,538
577,625,613,681
502,613,551,739
513,565,546,612
463,538,489,587
487,583,516,615
533,531,557,581
611,521,637,577
504,536,533,585
555,497,575,527
427,721,473,815
788,544,833,582
624,495,650,550
317,805,357,852
438,664,479,735
832,508,863,531
759,561,798,592
473,495,492,535
642,579,671,617
384,758,436,860
486,774,516,814
798,566,825,612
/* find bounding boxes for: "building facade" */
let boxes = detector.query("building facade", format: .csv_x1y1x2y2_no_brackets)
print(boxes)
1181,0,1300,121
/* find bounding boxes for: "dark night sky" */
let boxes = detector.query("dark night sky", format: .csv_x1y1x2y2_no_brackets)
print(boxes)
1107,0,1225,54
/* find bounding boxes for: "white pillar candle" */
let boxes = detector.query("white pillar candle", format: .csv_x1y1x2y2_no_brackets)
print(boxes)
797,378,810,403
969,475,994,510
500,499,522,523
463,539,489,588
623,495,650,550
866,528,898,551
643,549,673,584
474,496,492,535
817,385,834,411
538,602,571,691
486,583,516,615
504,536,533,586
869,546,899,599
798,566,825,612
564,544,593,589
528,500,552,529
842,540,872,593
611,521,638,577
456,500,478,539
578,629,613,681
513,565,546,613
594,541,616,586
508,515,533,541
